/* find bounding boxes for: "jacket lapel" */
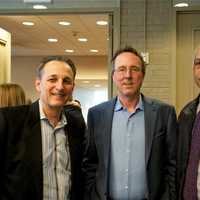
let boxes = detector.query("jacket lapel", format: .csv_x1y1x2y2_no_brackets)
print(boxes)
143,96,157,166
179,96,199,160
103,98,116,168
23,101,43,199
101,98,116,194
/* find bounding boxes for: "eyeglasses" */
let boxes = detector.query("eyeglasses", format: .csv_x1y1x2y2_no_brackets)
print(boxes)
114,66,142,74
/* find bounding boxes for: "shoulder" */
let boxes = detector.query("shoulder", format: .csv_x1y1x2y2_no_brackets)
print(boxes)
178,98,198,122
89,98,116,113
0,105,30,119
64,105,85,128
64,104,82,117
180,98,198,115
143,95,175,110
0,101,39,125
0,105,32,140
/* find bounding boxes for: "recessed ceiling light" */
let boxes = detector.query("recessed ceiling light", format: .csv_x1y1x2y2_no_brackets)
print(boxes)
58,21,71,26
96,20,108,26
33,4,47,9
78,38,88,42
22,21,34,26
24,0,51,2
65,49,74,53
82,80,90,84
94,84,101,88
174,3,189,7
48,38,58,42
90,49,98,53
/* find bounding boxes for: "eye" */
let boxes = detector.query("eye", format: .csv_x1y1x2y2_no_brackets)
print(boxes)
63,78,73,84
194,58,200,66
130,66,141,72
116,67,126,72
48,78,57,82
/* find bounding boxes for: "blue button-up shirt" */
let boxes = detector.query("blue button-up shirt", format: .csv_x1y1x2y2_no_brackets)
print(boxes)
109,95,148,199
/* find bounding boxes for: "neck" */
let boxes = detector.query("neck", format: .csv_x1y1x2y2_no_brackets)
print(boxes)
118,94,140,112
42,104,62,127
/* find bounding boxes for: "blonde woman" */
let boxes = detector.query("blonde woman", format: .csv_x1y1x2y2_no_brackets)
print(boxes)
0,83,26,107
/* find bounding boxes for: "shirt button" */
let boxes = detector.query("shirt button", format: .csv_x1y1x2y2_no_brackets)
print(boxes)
125,169,128,172
126,149,130,153
125,185,128,190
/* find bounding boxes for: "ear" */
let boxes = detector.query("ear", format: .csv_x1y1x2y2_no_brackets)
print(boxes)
112,71,116,83
35,79,41,92
72,82,75,91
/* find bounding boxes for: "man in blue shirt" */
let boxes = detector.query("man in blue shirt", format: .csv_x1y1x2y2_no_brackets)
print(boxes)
83,46,177,200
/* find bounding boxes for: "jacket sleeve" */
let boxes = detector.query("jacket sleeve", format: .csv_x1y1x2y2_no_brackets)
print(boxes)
0,109,28,200
82,109,99,200
161,106,177,200
0,110,10,200
0,110,19,200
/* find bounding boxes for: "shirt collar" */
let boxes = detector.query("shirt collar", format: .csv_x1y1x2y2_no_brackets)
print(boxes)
114,94,144,112
39,100,67,126
197,97,200,114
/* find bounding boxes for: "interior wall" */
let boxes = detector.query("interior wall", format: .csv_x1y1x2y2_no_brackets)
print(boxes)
0,0,120,114
120,0,174,105
9,0,176,109
5,0,200,110
11,55,108,101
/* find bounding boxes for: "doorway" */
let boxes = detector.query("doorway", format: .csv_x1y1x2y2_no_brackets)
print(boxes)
176,10,200,113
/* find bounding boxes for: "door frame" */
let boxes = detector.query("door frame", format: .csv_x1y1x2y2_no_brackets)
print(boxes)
0,27,11,83
172,5,200,110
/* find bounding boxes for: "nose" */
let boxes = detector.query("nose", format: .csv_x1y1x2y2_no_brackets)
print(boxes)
124,68,132,77
56,79,64,90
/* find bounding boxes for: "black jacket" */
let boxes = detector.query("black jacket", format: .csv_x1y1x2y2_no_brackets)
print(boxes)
177,95,199,199
0,101,86,200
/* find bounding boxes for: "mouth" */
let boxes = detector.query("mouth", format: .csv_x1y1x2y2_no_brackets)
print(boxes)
52,93,66,98
122,82,134,86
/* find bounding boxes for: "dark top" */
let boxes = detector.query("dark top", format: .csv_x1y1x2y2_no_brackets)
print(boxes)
0,100,86,200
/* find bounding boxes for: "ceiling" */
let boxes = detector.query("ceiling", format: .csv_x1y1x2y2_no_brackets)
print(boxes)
0,13,109,91
0,14,109,56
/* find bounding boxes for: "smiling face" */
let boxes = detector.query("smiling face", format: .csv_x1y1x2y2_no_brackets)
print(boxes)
112,52,144,100
35,60,74,114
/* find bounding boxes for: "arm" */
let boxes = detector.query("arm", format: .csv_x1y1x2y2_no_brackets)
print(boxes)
82,109,99,200
161,106,177,200
0,109,28,200
0,110,16,200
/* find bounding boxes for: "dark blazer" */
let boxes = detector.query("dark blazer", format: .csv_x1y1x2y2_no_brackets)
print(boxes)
0,101,85,200
177,95,199,200
83,95,177,200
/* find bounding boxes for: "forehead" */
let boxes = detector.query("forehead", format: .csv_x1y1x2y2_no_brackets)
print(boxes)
115,52,142,66
42,60,73,77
